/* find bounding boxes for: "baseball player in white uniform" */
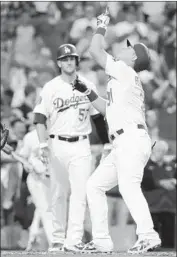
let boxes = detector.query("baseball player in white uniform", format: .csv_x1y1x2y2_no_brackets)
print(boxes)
72,9,161,254
17,128,53,249
33,44,109,252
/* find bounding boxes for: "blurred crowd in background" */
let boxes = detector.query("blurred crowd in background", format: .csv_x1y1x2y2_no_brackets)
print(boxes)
1,1,176,251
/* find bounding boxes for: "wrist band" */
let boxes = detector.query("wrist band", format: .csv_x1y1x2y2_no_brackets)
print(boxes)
39,142,48,149
95,27,106,36
87,89,98,102
84,88,91,95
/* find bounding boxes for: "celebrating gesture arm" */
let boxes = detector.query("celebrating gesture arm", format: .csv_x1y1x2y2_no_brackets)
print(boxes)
89,7,110,69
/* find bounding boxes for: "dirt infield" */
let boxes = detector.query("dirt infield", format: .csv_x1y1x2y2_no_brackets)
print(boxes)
1,251,176,257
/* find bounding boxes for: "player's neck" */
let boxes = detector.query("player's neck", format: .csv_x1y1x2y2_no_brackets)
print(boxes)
61,73,77,84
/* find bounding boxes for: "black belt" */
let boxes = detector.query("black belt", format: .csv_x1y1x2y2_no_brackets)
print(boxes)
110,124,145,141
49,135,87,142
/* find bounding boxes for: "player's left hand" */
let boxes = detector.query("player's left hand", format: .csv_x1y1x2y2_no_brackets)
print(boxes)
97,7,110,29
72,76,88,93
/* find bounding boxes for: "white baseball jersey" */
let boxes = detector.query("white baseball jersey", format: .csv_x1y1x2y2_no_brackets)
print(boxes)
105,54,147,134
33,75,98,137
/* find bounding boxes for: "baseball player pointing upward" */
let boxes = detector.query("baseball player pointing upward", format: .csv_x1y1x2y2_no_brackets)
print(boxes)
33,44,108,252
73,9,161,254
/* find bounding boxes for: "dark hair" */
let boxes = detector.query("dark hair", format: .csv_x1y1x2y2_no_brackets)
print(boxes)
24,85,36,97
10,118,24,127
85,26,93,32
4,89,14,98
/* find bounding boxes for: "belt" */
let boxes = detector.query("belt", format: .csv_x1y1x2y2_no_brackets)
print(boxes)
49,135,87,142
110,124,145,141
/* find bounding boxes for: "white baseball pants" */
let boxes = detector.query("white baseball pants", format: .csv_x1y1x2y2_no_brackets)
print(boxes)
49,137,92,245
87,128,159,250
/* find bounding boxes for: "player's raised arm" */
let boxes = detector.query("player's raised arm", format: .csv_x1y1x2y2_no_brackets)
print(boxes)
89,8,110,69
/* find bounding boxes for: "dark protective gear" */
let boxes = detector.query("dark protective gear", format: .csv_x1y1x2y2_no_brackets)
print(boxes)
127,39,150,72
57,44,79,65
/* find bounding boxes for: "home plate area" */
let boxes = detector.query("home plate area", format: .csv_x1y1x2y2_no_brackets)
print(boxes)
1,250,176,257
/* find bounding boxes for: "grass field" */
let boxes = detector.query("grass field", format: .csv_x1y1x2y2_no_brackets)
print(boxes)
1,250,176,257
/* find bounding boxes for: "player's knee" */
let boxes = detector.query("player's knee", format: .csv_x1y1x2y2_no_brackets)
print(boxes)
86,177,104,197
119,180,141,196
86,178,96,196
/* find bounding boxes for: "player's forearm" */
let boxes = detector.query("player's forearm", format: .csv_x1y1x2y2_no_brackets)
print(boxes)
35,124,48,144
89,33,105,59
92,114,109,144
91,97,106,116
89,33,107,69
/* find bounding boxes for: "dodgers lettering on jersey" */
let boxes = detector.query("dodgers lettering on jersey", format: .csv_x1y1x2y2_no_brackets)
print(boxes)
33,75,98,136
105,54,147,134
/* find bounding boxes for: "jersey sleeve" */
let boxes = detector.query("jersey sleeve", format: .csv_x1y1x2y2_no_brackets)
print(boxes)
33,86,50,118
105,53,128,81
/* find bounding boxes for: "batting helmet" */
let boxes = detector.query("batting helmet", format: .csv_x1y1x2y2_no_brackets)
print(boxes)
127,39,150,72
57,44,79,65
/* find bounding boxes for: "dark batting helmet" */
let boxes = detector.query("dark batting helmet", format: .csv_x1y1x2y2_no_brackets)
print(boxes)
127,39,150,72
57,44,79,65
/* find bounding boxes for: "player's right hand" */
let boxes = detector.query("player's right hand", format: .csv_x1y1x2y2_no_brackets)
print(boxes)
72,76,88,93
40,146,49,166
97,7,110,29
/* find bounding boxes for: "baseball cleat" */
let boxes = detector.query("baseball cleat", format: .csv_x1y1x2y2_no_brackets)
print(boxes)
64,242,85,253
128,238,161,254
82,241,113,254
48,242,64,252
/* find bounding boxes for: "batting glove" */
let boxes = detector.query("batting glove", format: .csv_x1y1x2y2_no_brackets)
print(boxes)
97,8,110,30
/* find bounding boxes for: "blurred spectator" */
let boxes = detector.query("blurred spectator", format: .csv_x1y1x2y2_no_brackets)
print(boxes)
76,26,94,58
33,7,70,62
9,64,27,108
1,89,14,118
26,70,39,87
37,70,54,88
34,47,56,72
146,109,159,142
78,56,98,85
93,65,107,98
69,4,97,43
47,2,61,25
142,140,176,248
158,3,176,70
13,13,38,68
9,119,27,146
33,1,49,15
18,85,36,119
